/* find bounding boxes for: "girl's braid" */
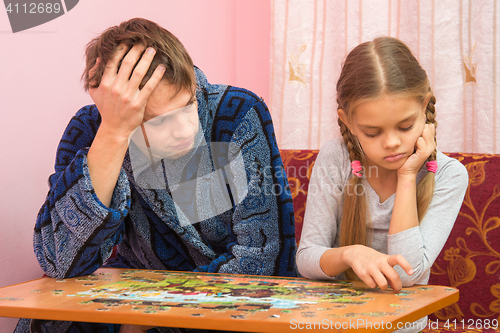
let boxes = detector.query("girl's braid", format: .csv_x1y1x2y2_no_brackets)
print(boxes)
338,112,363,164
425,92,437,161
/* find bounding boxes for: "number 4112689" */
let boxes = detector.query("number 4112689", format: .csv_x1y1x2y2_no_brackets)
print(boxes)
5,2,61,14
444,319,498,330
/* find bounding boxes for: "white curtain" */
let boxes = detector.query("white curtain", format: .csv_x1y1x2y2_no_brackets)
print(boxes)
270,0,500,153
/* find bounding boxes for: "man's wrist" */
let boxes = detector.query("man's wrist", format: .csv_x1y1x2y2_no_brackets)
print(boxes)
95,124,132,147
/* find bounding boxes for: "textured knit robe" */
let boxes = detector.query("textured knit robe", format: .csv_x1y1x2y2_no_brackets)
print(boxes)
15,67,297,333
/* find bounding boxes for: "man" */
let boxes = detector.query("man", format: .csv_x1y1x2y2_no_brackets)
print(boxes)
16,18,296,333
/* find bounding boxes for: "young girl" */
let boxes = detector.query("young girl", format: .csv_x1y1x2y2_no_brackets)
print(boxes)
296,37,468,329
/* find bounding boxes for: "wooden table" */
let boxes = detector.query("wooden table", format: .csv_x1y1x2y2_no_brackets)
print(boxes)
0,268,458,332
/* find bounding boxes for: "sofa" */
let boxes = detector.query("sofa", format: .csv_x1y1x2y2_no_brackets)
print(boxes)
281,149,500,332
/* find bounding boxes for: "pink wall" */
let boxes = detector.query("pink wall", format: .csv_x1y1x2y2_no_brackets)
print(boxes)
0,1,270,331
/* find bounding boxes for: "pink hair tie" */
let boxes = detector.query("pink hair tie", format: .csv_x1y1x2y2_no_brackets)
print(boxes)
351,160,363,178
426,161,438,173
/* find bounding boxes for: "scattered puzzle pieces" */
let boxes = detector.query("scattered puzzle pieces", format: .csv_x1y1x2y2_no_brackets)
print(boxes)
15,269,451,325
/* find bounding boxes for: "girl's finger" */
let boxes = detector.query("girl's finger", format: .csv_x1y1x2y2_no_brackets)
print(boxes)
415,136,427,154
423,124,436,145
358,274,378,289
381,265,403,292
370,270,389,290
387,255,414,275
386,275,402,293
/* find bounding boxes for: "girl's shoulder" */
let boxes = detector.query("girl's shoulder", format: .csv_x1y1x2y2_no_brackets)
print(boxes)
435,150,469,186
318,138,349,158
436,151,468,173
314,138,351,179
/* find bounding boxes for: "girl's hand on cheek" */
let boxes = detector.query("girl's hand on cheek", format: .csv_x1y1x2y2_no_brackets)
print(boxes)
398,123,436,177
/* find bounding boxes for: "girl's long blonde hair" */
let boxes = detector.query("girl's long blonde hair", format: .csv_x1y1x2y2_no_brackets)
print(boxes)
336,37,437,280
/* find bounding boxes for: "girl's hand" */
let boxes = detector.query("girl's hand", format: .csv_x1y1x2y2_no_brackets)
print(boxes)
88,44,166,140
398,123,436,177
119,325,155,333
346,245,413,292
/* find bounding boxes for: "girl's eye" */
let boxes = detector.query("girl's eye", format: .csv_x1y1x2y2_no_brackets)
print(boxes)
364,132,379,138
400,124,414,132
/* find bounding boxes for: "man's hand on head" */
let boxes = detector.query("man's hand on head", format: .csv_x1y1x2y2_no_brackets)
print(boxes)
88,43,166,141
85,44,166,207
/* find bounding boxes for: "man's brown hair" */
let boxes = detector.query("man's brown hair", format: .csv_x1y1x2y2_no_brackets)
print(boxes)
82,18,196,94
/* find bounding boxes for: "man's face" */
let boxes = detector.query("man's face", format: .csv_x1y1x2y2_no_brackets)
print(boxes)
137,81,199,160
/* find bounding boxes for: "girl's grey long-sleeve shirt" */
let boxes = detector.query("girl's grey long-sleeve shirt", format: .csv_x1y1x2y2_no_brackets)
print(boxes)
296,138,468,286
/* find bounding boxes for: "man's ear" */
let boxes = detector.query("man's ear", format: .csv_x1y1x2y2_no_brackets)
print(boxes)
337,109,351,131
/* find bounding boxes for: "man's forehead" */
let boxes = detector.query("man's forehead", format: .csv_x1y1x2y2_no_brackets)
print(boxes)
151,81,193,101
144,85,197,121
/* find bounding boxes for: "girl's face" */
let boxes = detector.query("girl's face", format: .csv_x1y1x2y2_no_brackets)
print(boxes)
344,94,429,172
